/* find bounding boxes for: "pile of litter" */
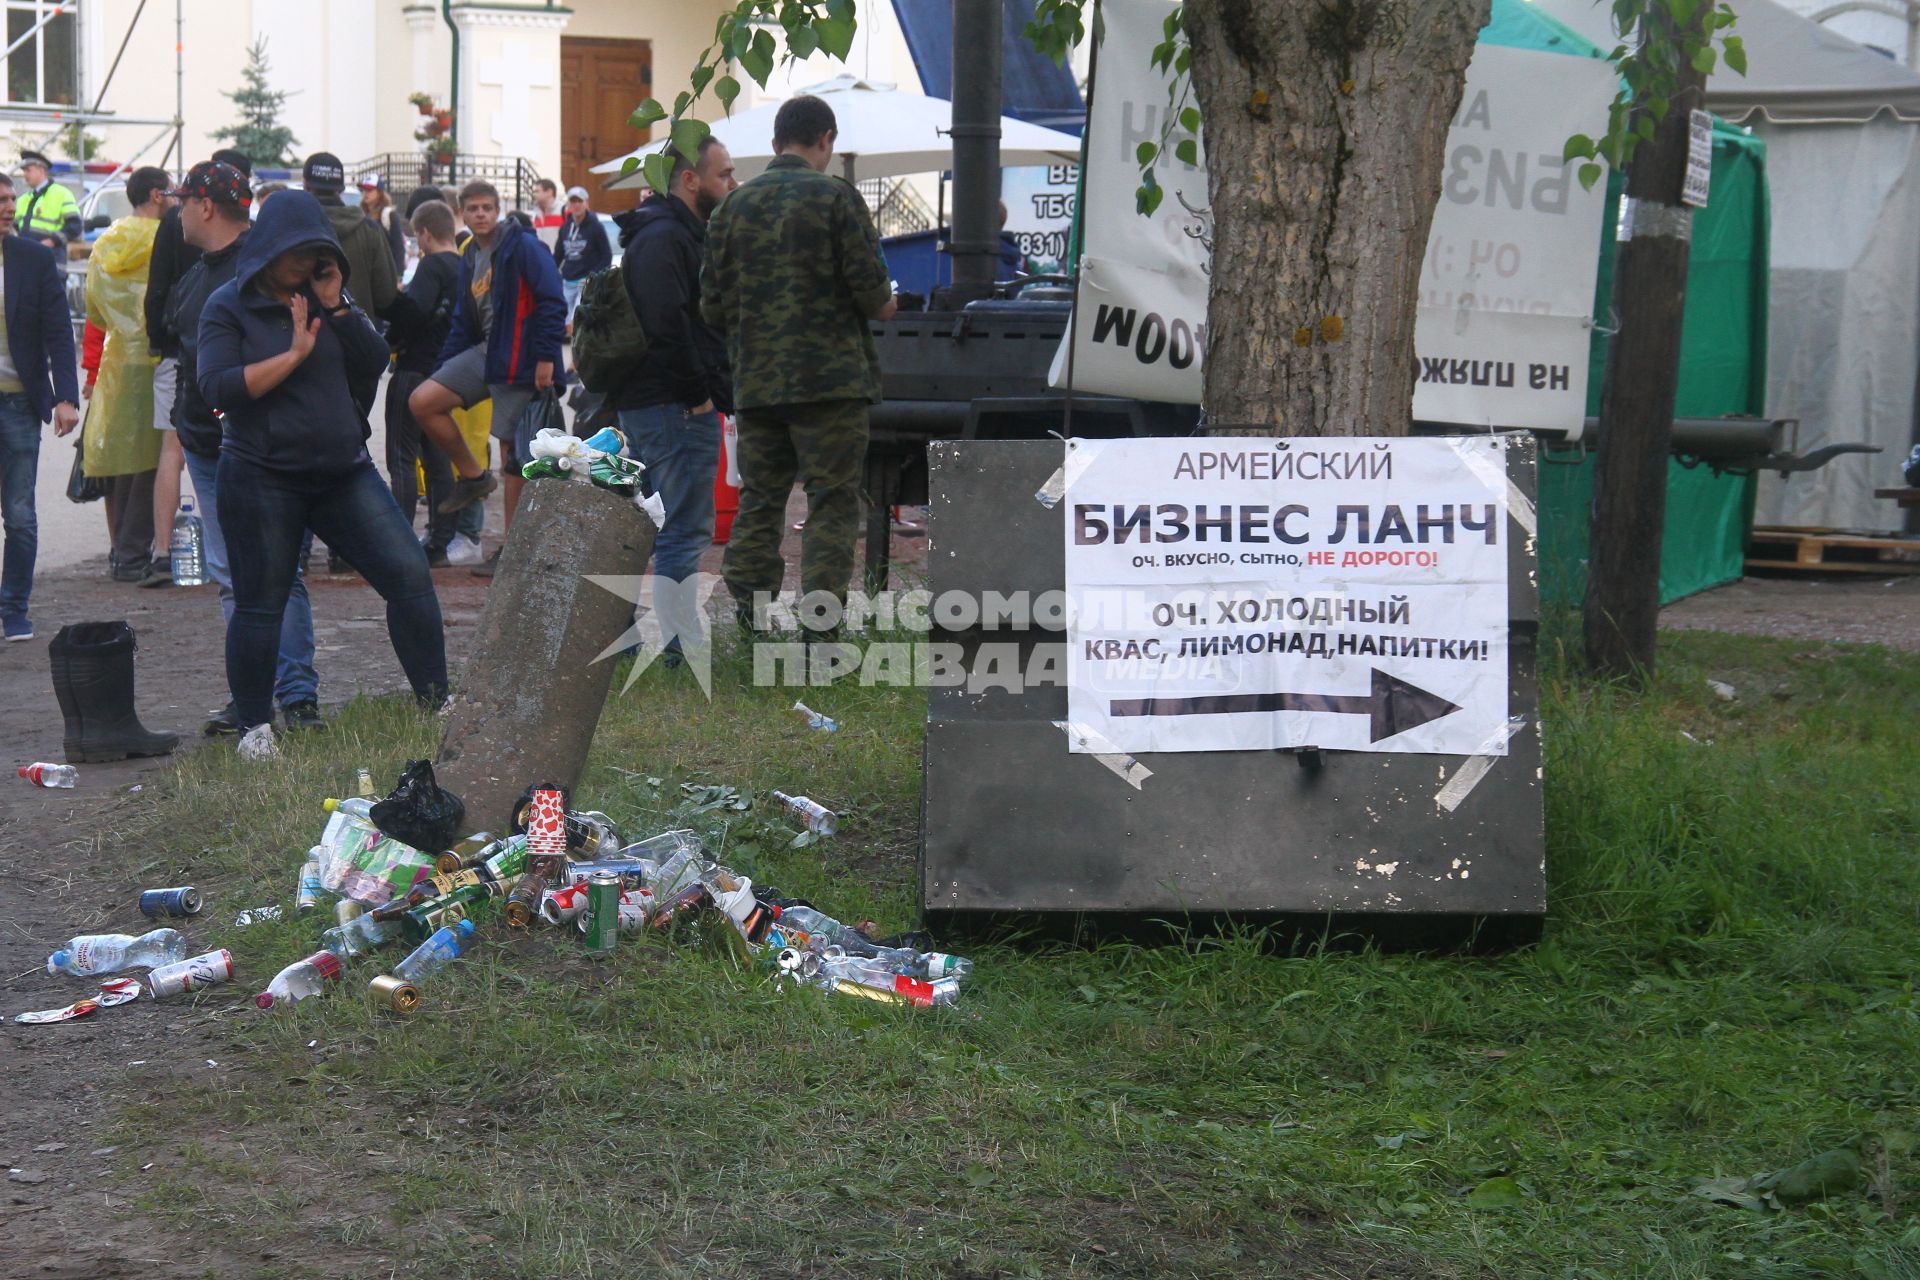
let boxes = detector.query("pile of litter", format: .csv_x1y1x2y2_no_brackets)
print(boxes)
17,757,972,1023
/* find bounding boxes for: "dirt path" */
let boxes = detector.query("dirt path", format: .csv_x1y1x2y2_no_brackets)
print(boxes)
0,488,930,1276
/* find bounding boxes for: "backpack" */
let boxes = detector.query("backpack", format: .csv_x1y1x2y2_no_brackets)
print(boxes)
571,264,647,394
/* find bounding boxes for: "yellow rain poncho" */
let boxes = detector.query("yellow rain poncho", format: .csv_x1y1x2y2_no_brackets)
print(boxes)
82,215,162,479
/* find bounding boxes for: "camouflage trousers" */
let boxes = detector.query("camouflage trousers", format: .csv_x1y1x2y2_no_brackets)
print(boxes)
722,398,869,619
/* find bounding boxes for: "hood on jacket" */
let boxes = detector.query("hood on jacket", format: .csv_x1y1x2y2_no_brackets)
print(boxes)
233,189,349,295
617,193,701,249
90,215,160,278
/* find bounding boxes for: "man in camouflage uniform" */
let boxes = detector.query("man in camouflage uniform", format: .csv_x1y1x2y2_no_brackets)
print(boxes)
700,94,896,631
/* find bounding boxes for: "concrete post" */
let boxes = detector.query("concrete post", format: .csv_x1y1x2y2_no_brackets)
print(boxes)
435,480,656,831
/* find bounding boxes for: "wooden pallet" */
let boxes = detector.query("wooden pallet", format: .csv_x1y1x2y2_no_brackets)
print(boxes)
1747,526,1920,575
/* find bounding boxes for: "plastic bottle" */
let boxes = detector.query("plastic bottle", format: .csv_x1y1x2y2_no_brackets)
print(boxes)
255,951,343,1008
772,903,851,947
771,790,839,837
648,847,708,898
321,911,403,959
792,701,839,732
392,918,476,983
323,796,376,820
47,928,187,976
168,500,207,586
819,950,961,1007
354,767,377,798
17,763,77,788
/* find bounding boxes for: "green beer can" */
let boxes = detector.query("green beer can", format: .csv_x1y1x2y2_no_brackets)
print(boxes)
582,871,620,958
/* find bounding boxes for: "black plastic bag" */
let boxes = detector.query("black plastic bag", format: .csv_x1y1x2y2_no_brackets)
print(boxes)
370,760,467,852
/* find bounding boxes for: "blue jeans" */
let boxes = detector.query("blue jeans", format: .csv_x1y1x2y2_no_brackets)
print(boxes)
184,449,318,709
217,453,446,730
620,404,720,582
0,393,38,625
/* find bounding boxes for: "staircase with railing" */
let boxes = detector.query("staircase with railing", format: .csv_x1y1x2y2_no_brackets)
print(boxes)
858,177,936,239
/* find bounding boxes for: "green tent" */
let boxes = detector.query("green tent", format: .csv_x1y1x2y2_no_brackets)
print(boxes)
1483,0,1771,607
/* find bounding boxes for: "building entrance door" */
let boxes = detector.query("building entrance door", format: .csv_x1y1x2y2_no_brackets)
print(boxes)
560,36,651,212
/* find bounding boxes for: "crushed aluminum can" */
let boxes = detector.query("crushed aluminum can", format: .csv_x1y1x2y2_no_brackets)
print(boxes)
145,950,235,999
539,881,592,926
14,978,141,1024
234,905,284,927
139,886,202,918
368,974,421,1015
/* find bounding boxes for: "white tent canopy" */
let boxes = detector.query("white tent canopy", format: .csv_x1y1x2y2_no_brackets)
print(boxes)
590,75,1084,189
1538,0,1920,530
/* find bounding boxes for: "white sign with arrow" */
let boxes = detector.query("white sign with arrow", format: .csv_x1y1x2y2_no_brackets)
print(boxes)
1062,436,1513,756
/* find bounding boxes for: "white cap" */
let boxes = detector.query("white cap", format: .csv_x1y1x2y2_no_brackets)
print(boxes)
565,185,589,201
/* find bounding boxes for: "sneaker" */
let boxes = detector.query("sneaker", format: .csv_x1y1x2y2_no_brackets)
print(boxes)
281,700,327,732
3,616,31,642
110,555,150,583
202,702,241,737
237,723,278,760
445,532,484,566
470,552,500,579
137,557,175,587
438,471,498,515
425,547,451,569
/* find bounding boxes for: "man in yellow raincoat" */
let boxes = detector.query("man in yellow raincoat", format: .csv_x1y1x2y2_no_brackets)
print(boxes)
84,167,171,581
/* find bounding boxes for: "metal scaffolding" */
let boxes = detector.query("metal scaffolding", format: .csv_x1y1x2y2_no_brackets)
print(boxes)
0,0,184,180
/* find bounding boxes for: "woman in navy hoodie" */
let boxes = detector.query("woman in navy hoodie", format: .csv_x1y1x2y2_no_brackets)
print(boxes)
197,190,447,749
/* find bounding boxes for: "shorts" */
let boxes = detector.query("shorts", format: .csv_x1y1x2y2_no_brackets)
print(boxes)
152,356,178,431
430,344,536,443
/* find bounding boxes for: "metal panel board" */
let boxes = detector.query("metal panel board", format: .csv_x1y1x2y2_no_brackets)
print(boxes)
920,438,1545,926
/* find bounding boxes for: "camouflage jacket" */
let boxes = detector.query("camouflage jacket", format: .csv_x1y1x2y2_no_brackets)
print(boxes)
699,155,892,409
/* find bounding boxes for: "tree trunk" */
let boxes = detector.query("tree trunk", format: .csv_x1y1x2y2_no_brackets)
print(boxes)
1183,0,1488,435
1582,11,1711,682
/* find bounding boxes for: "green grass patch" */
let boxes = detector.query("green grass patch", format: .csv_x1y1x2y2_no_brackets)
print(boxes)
112,632,1920,1279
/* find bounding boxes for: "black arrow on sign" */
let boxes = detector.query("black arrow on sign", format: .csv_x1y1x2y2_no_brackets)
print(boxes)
1108,667,1463,743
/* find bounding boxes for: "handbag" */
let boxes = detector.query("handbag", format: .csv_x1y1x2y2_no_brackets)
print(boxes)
65,403,106,504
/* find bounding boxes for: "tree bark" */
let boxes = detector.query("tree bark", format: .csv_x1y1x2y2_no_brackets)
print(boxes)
1582,12,1710,682
1183,0,1488,435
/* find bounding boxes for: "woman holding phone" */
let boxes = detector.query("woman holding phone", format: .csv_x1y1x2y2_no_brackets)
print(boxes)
196,190,447,754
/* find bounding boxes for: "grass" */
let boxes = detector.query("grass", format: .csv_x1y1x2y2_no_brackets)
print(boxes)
106,628,1920,1279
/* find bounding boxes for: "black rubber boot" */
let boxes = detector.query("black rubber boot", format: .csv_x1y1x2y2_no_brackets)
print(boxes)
49,622,180,763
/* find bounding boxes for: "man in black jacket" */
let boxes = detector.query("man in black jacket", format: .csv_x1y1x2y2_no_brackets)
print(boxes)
615,136,736,628
141,149,252,587
162,161,321,734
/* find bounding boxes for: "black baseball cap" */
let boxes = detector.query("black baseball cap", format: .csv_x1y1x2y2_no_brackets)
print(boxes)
169,161,251,207
209,148,254,179
302,151,345,194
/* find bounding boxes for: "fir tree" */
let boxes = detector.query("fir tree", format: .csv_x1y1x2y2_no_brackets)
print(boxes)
211,37,298,168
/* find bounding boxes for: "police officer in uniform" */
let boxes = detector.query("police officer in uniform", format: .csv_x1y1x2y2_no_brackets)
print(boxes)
17,151,80,250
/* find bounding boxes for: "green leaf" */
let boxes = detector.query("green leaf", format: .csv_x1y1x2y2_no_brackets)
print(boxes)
1173,139,1197,167
1135,140,1158,167
1578,162,1604,191
628,99,668,129
715,74,742,112
817,15,856,60
690,65,714,96
670,117,712,164
1691,46,1717,74
729,19,753,57
673,90,693,116
1753,1148,1866,1204
788,23,819,59
963,1162,998,1188
619,155,640,177
1466,1176,1526,1209
1723,37,1747,76
1178,106,1201,134
742,27,779,82
1561,133,1594,162
641,152,676,195
1137,175,1163,217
